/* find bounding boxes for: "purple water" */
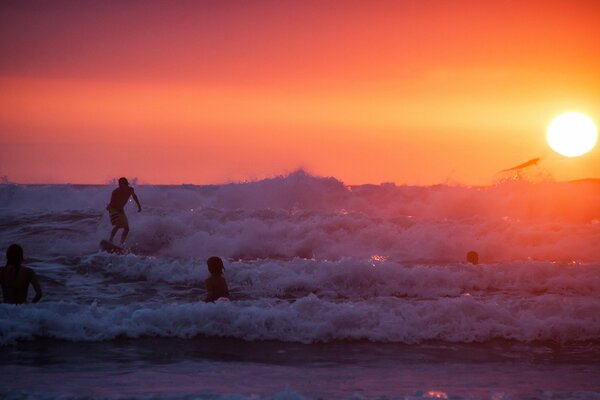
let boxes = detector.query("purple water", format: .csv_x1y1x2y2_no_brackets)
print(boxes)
1,172,600,399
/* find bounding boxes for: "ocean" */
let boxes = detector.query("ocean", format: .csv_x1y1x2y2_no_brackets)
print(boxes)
1,171,599,399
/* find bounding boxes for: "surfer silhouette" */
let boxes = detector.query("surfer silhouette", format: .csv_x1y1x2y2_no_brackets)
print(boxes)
107,177,142,245
0,244,42,304
205,256,230,302
500,157,540,172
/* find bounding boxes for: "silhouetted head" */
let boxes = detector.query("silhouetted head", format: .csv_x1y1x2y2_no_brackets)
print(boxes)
207,256,225,276
6,244,24,267
466,251,479,265
118,177,129,187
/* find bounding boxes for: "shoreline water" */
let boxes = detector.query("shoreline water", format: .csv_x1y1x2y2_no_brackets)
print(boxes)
5,337,600,365
3,337,600,399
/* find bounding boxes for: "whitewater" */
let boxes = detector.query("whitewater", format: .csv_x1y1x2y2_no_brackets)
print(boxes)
1,171,600,399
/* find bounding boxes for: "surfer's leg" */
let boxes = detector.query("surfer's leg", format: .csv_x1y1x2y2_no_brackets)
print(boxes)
109,226,119,243
120,226,129,245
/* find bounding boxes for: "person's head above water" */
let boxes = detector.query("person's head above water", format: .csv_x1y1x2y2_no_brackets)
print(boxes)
466,251,479,265
207,256,225,276
118,177,129,187
6,244,24,267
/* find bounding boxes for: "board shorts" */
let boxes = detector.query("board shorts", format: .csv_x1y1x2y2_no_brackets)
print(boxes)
108,206,129,228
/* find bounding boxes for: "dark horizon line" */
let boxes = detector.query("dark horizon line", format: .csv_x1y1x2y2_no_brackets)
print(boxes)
2,177,599,188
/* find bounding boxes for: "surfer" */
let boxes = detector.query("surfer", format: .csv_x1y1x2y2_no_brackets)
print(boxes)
500,157,541,172
107,177,142,245
205,256,230,302
0,244,42,304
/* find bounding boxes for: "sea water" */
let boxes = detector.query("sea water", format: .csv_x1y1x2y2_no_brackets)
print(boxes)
1,171,599,399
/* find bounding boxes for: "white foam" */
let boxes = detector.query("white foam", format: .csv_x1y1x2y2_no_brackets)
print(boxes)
1,292,599,345
88,256,600,299
2,172,599,262
2,171,599,221
1,172,599,347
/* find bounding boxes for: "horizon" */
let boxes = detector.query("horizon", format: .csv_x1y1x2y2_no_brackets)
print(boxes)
2,168,600,188
1,0,599,185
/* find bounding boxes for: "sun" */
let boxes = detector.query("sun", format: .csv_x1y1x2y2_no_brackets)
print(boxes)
547,112,597,157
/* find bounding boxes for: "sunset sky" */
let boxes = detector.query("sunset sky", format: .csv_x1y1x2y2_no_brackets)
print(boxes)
1,0,599,185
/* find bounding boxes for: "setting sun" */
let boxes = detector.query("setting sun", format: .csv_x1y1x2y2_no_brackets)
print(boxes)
547,112,598,157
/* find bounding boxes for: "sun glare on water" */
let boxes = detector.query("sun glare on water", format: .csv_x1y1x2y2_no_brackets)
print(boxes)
547,112,597,157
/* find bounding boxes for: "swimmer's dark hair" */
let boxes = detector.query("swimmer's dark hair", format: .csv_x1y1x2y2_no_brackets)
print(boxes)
466,251,479,265
118,177,129,186
6,244,24,268
207,256,225,275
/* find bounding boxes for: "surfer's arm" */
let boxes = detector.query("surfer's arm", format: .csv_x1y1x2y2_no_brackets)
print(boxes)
131,190,142,212
29,270,42,303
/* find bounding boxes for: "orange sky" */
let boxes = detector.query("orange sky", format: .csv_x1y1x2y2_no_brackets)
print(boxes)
1,0,599,185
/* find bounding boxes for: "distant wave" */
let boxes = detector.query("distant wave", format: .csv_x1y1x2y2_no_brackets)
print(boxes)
90,256,600,300
1,170,599,222
1,171,599,262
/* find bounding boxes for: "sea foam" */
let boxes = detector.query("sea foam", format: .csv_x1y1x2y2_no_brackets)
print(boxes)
1,172,599,346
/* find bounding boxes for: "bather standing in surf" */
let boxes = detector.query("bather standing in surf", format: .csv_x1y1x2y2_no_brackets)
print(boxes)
107,177,142,245
0,244,42,304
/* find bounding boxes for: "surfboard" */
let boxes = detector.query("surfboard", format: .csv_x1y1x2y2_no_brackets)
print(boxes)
99,240,126,255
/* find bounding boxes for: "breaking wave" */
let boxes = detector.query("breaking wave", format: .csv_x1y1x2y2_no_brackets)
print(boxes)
1,171,599,346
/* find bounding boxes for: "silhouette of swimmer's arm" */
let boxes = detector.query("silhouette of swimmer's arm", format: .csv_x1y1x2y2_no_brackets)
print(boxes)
28,268,42,303
500,157,541,172
131,188,142,212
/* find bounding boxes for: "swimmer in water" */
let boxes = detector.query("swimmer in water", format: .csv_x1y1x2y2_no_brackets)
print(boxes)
466,251,479,265
205,256,230,302
0,244,42,304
